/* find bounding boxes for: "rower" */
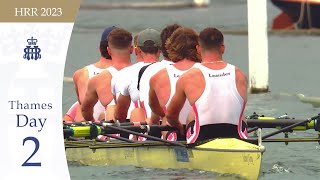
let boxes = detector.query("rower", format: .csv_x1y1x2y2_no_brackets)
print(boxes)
149,27,201,140
164,27,248,145
67,26,117,122
114,28,161,123
63,101,79,123
81,28,133,122
138,24,181,125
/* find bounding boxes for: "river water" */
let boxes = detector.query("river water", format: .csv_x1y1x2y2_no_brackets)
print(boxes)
63,0,320,179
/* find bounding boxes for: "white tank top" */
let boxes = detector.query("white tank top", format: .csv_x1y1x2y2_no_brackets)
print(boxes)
117,62,146,101
164,64,195,125
86,64,108,79
107,66,119,77
193,63,245,126
139,60,174,118
110,63,146,119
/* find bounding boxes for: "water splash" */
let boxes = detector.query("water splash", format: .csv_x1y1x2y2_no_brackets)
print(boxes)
270,163,291,174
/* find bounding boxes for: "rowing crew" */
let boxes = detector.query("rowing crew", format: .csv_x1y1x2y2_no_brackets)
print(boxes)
63,25,248,145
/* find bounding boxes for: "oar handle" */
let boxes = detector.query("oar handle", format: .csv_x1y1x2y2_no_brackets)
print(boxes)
63,128,74,138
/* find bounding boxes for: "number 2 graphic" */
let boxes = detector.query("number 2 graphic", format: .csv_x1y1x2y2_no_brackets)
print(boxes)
22,136,41,167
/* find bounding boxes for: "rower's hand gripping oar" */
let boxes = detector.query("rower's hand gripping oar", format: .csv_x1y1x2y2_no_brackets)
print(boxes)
101,123,186,147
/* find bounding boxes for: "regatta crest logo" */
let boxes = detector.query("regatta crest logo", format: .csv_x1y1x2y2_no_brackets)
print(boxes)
23,37,41,60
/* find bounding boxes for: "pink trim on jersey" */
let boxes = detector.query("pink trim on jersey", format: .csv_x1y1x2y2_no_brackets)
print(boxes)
134,101,140,108
187,105,200,144
237,102,248,139
66,102,79,119
140,101,147,119
167,132,177,141
162,106,167,114
138,135,147,141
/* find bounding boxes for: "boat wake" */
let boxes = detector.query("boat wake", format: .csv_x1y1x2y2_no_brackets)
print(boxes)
270,162,292,174
277,92,320,108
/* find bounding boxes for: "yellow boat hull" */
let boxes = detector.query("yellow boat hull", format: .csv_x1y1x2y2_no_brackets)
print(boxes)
66,138,264,180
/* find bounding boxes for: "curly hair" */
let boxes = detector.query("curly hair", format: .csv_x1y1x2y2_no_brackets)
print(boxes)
165,27,200,63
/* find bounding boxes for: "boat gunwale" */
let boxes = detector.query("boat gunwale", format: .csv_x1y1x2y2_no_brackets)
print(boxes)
65,141,265,153
192,146,265,153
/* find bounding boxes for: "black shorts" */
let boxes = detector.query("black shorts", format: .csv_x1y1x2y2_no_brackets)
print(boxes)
187,122,240,146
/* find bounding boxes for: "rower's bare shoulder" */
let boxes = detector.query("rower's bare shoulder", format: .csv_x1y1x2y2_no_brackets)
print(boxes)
234,66,248,83
96,70,113,82
180,68,203,83
73,68,85,82
150,68,167,87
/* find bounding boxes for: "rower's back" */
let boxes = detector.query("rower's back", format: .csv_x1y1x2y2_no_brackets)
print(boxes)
81,28,133,122
188,63,246,143
114,28,162,123
149,28,200,140
159,62,196,125
138,24,180,120
183,28,248,144
71,26,116,122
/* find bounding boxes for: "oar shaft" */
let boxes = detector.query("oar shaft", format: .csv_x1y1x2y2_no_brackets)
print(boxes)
103,134,134,143
262,119,310,140
247,127,259,133
103,125,177,134
103,125,185,147
64,125,178,138
247,119,309,128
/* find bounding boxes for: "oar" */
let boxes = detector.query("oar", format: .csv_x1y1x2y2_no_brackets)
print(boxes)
247,127,259,133
63,124,177,138
247,118,319,131
102,124,185,147
101,121,148,127
64,120,147,127
261,114,320,140
103,124,177,134
97,134,134,143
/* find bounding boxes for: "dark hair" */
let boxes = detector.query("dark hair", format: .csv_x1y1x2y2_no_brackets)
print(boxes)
138,40,160,54
160,24,182,59
99,40,111,59
108,28,133,49
199,27,224,50
165,27,200,63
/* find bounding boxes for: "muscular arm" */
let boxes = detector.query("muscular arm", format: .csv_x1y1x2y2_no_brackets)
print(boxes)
235,67,248,123
81,71,113,121
96,71,114,107
165,77,186,129
114,94,131,122
149,75,165,118
73,68,89,104
165,69,204,129
235,67,248,102
81,77,99,121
